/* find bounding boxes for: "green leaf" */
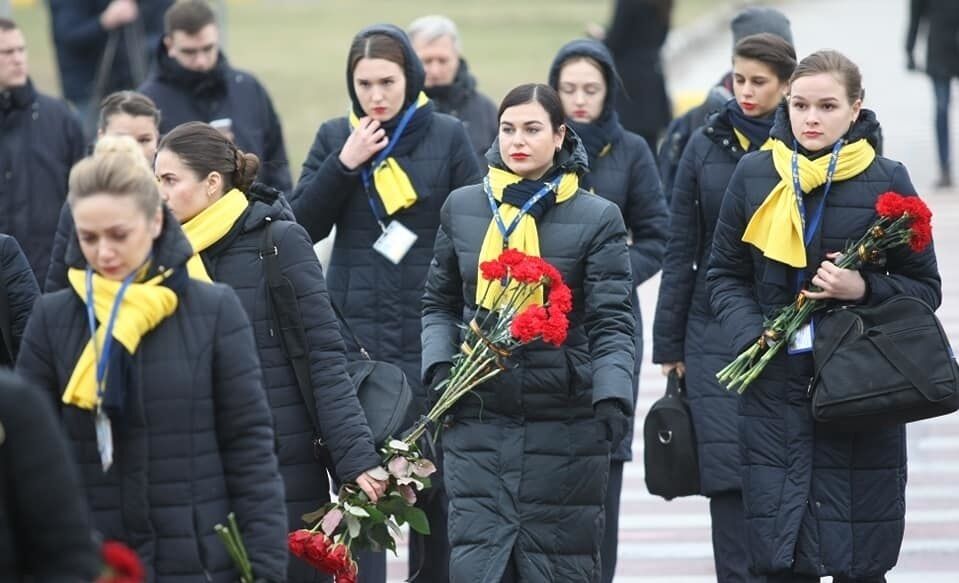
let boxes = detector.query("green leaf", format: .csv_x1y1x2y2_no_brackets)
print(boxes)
404,506,431,535
366,522,396,554
365,505,387,524
345,515,361,539
345,503,370,518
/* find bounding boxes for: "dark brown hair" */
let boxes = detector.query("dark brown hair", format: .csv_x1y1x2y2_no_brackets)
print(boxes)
0,18,17,32
164,0,216,35
98,91,161,132
158,122,259,192
498,83,565,132
733,33,797,83
348,33,406,76
790,49,864,104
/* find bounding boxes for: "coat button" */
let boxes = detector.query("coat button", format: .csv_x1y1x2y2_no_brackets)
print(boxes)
722,138,730,146
816,501,822,508
706,127,714,134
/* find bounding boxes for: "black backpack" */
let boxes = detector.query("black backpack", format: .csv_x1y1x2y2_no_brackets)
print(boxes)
643,371,700,500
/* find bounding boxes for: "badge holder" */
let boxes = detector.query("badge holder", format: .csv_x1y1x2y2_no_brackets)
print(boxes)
373,220,418,265
788,320,815,355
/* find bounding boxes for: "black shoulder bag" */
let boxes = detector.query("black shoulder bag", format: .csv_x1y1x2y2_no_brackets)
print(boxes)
810,295,959,431
643,370,700,500
259,220,412,469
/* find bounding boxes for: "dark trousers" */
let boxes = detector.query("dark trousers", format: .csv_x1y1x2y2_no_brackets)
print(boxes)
709,491,764,583
408,482,450,582
933,76,952,176
355,548,385,583
765,571,888,582
600,460,625,583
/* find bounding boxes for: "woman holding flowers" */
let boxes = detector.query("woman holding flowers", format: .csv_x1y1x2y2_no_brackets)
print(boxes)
15,138,288,582
653,33,795,583
289,25,480,582
421,83,636,582
153,121,386,583
707,50,941,583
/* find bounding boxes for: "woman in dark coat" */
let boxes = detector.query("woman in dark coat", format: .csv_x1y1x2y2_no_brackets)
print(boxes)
16,141,288,582
707,51,941,583
154,121,386,583
653,33,795,583
0,235,39,366
288,24,480,582
0,369,100,581
547,37,668,583
422,83,635,583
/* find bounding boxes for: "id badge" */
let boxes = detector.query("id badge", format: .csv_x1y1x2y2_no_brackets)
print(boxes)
95,409,114,472
373,220,418,265
788,320,815,355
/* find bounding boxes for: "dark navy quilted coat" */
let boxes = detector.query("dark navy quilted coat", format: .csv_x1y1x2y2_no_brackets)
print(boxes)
706,108,941,579
16,212,288,583
653,107,754,495
421,140,636,582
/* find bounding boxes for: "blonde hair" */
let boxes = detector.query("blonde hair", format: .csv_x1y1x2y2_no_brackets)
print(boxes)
69,135,161,217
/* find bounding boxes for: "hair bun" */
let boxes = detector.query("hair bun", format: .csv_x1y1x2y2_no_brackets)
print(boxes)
232,149,260,192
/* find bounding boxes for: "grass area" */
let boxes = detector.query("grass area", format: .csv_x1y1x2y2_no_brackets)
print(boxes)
12,0,729,178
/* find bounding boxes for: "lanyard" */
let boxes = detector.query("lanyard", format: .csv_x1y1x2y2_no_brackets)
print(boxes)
360,100,420,226
792,139,843,290
85,267,134,410
483,175,559,247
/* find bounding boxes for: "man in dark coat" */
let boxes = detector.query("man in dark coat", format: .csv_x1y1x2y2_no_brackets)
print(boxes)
0,18,86,280
657,6,793,200
0,234,39,366
707,106,941,581
0,370,100,581
139,0,292,192
48,0,173,135
409,15,498,169
906,0,959,188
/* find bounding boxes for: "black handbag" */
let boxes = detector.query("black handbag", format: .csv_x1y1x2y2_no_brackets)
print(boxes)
810,295,959,431
260,220,411,471
643,371,700,500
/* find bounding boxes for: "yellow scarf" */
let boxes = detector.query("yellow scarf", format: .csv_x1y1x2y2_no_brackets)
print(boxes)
742,138,876,268
476,167,579,310
181,188,249,282
349,92,430,216
733,129,774,153
62,268,179,411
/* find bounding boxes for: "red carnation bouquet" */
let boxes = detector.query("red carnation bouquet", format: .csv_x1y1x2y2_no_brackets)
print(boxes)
717,192,934,393
96,541,144,583
289,249,573,582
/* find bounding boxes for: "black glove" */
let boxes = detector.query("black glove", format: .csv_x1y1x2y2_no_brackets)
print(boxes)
426,362,452,410
594,399,629,450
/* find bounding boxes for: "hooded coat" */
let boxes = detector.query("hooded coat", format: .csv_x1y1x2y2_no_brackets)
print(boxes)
289,24,481,418
16,211,288,583
706,107,941,578
139,45,292,193
0,80,85,280
652,105,759,495
548,39,669,462
426,58,498,169
194,187,380,582
421,134,636,582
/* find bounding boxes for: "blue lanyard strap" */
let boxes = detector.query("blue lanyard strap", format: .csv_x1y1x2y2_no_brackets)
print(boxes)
483,175,559,245
360,100,421,224
791,139,843,290
85,268,134,404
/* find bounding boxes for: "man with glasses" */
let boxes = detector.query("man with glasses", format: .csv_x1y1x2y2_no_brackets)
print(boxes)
139,0,291,192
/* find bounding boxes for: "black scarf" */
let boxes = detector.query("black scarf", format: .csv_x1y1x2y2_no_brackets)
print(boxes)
425,58,477,112
0,79,35,115
156,46,229,99
725,99,775,151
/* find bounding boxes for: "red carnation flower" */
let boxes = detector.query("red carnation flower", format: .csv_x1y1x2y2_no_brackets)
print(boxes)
480,260,508,281
876,192,908,219
498,248,527,266
511,305,547,343
99,541,144,583
510,259,545,284
548,284,573,314
910,221,933,252
541,307,569,346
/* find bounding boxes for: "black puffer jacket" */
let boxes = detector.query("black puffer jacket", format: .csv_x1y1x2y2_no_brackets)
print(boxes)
421,139,635,582
653,108,753,495
427,58,498,169
0,80,85,279
0,370,100,582
289,25,481,416
706,108,941,578
16,211,288,583
549,39,669,462
0,235,40,366
139,46,292,193
197,188,380,581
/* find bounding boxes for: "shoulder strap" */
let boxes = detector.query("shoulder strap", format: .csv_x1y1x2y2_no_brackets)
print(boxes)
260,219,320,431
327,295,373,361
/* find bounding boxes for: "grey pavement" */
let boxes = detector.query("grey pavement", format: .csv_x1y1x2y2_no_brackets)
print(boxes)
383,0,959,580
